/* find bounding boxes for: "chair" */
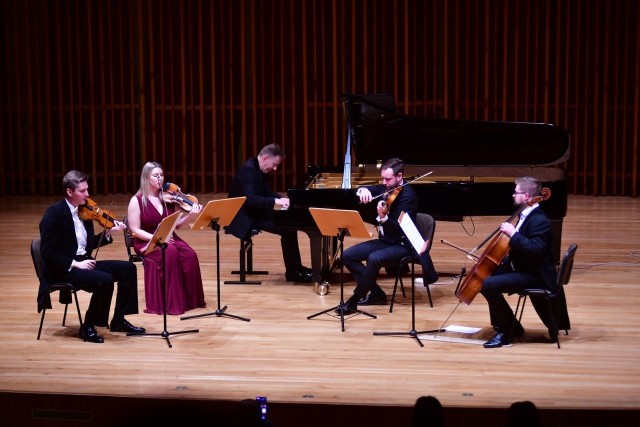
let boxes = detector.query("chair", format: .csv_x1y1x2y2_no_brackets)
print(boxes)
123,216,143,263
389,213,437,312
224,229,269,285
511,243,577,348
31,238,84,340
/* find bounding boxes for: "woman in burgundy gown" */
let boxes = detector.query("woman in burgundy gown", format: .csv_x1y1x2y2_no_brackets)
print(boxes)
127,162,206,315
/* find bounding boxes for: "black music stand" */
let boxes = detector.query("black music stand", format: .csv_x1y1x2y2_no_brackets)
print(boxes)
373,255,445,347
128,211,199,348
181,197,250,323
373,212,444,347
306,208,376,332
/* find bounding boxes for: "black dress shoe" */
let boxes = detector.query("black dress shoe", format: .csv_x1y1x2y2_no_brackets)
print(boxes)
110,319,146,333
79,325,104,343
483,332,508,348
358,293,387,306
334,299,357,315
285,269,313,283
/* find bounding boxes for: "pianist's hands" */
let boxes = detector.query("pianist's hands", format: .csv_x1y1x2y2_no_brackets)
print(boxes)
275,197,290,210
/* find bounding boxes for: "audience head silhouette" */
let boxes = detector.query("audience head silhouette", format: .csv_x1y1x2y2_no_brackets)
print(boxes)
507,400,540,427
411,395,444,427
233,398,273,427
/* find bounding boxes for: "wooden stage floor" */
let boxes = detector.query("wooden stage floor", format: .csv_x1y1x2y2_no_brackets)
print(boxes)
0,194,639,426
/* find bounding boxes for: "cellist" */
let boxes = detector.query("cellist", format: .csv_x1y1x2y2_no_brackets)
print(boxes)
481,176,558,348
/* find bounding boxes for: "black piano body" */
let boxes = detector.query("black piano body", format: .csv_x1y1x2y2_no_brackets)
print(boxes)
278,93,570,264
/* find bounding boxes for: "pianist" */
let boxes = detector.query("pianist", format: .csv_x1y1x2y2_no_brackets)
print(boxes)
340,157,420,312
225,143,317,283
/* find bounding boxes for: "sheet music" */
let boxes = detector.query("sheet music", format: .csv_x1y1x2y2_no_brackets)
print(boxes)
398,211,426,254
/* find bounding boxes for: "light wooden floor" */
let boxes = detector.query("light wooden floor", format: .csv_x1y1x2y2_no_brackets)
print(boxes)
0,194,639,426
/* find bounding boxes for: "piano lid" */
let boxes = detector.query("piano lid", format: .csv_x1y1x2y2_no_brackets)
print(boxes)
342,94,570,167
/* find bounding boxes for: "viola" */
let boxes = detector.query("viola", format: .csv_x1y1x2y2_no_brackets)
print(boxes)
454,187,551,305
78,198,117,229
162,182,199,212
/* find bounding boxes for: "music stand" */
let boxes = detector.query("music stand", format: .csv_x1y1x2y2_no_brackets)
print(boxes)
180,197,250,322
306,208,376,332
373,253,445,347
127,211,200,348
373,212,444,347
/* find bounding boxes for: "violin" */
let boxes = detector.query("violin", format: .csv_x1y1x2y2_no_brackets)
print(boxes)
78,198,117,229
162,182,199,212
454,188,551,305
380,186,403,216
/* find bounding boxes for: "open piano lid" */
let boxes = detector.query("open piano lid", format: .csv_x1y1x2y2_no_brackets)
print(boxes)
342,93,570,167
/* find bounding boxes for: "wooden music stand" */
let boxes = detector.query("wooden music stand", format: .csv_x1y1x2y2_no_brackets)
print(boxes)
180,197,250,322
128,211,200,348
306,208,376,332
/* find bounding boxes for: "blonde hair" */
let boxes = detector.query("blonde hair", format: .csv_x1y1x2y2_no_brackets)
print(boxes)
137,161,163,210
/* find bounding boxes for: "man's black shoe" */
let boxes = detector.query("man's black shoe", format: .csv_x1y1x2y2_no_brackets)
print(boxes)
79,324,104,343
285,269,313,283
299,266,312,275
334,299,357,315
483,332,507,348
358,293,387,306
110,319,146,334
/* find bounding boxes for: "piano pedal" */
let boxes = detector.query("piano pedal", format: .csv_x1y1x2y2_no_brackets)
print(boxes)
314,281,330,296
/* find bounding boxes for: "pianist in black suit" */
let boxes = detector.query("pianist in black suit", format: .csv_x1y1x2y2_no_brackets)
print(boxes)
480,176,558,348
340,158,421,312
225,143,317,283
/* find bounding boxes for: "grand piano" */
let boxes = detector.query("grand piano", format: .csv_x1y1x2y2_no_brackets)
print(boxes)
277,93,570,277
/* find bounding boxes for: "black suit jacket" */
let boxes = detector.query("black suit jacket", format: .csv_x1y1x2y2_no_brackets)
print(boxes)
37,199,112,312
366,182,419,245
225,157,281,239
508,206,570,330
506,206,558,292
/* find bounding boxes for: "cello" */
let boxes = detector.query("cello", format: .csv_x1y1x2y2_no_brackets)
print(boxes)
454,187,551,305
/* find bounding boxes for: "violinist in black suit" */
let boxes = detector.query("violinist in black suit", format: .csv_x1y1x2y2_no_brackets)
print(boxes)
480,176,559,348
340,157,436,313
38,170,145,343
225,143,321,283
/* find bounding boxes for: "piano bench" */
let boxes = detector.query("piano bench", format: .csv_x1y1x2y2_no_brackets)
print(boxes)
224,229,269,285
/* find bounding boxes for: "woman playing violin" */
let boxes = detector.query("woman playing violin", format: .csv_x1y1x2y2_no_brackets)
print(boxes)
480,176,559,348
127,162,206,315
339,158,436,314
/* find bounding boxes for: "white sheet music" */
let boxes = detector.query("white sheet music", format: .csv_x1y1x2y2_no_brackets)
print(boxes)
398,211,426,254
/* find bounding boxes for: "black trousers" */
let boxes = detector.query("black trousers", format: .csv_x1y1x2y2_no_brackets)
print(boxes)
65,257,139,326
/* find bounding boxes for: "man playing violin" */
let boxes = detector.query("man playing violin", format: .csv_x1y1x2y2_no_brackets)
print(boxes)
340,157,427,313
480,176,558,348
38,170,145,343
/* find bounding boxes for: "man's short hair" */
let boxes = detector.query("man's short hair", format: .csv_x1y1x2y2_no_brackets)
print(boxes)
381,157,405,175
259,143,285,159
62,170,88,192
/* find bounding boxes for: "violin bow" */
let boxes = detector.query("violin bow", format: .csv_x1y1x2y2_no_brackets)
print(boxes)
370,170,434,201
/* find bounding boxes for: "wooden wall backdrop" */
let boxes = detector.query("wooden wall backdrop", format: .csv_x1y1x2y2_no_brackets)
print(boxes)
2,0,639,197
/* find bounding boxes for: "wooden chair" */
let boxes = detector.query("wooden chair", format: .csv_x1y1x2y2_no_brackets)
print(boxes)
31,238,84,340
389,213,437,312
511,243,577,348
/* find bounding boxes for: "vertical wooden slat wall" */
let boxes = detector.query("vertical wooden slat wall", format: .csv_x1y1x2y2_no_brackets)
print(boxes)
2,0,639,197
